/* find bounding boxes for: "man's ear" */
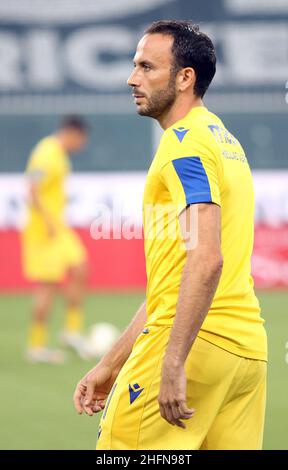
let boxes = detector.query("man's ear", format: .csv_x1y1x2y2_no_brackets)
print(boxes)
177,67,196,92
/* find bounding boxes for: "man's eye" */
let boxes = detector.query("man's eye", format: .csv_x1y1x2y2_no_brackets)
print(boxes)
143,64,151,71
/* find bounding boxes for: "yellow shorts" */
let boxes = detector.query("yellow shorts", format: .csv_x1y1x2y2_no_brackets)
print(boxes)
22,227,86,282
97,327,267,450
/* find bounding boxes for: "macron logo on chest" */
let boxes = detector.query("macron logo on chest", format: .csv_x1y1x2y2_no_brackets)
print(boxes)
173,127,190,143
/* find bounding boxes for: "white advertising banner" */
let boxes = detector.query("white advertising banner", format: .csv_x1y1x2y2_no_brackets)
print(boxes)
0,171,288,229
1,171,288,288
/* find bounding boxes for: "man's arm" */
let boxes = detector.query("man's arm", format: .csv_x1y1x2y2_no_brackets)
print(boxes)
158,203,223,428
99,300,146,373
29,180,57,237
73,301,146,416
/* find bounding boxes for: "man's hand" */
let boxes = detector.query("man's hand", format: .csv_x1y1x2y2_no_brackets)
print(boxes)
73,302,147,417
158,360,195,428
73,363,117,417
46,219,57,238
29,180,57,238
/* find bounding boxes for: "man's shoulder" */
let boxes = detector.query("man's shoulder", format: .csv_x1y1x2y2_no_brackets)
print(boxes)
35,135,60,154
32,136,62,161
27,136,59,172
158,115,220,164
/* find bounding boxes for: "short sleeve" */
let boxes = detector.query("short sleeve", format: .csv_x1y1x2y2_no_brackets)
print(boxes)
160,154,221,215
26,147,53,184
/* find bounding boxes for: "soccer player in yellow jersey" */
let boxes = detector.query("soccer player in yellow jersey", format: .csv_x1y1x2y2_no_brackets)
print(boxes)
73,21,267,449
22,116,89,363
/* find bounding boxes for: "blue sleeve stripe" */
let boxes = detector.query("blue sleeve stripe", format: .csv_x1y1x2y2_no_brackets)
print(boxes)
172,156,212,205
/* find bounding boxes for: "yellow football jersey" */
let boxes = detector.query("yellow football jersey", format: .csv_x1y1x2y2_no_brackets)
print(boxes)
25,135,70,236
143,106,267,361
22,135,86,281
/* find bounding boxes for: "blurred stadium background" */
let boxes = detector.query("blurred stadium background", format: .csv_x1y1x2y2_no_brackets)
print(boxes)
0,0,287,449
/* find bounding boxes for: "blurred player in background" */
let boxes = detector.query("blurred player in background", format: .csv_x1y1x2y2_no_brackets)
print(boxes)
22,116,90,363
74,21,267,449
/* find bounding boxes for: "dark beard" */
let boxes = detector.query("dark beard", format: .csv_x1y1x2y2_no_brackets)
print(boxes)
137,74,177,119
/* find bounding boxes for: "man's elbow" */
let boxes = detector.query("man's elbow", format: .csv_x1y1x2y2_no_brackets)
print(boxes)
210,255,223,277
187,250,223,277
204,254,223,278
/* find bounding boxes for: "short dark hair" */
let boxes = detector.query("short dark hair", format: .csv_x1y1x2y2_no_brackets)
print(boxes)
145,20,216,98
60,115,88,133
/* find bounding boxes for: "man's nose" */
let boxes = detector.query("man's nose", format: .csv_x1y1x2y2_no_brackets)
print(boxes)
127,68,140,87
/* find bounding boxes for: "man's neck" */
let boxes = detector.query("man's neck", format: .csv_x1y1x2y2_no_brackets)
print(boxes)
158,95,204,130
55,132,68,152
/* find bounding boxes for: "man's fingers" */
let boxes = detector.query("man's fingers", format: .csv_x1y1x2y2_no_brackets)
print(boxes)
92,399,106,413
174,418,186,429
84,407,94,416
159,403,174,426
160,402,185,428
73,385,85,414
170,403,186,429
159,396,195,429
92,403,105,413
73,396,83,414
83,401,95,416
170,402,181,420
74,376,108,416
160,403,187,428
92,404,102,413
84,380,95,406
178,401,195,419
83,378,98,416
79,383,87,395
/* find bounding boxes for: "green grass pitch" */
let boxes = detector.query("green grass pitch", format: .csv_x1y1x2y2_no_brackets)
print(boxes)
0,291,287,449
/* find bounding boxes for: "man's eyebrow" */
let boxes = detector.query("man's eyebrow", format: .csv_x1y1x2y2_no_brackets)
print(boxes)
133,59,154,67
